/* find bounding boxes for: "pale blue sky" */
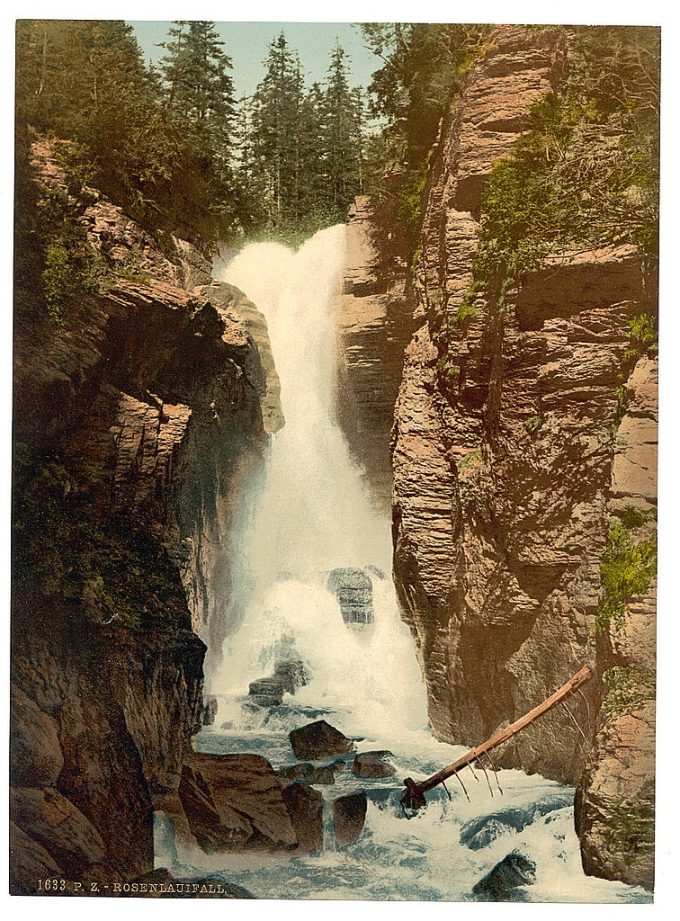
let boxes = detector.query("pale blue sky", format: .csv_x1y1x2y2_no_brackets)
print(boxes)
129,21,382,97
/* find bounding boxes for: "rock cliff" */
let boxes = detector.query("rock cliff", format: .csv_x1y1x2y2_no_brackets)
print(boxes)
341,26,657,889
336,197,414,513
10,141,280,892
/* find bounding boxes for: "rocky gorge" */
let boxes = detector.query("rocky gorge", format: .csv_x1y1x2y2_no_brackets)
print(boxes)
337,25,657,890
11,22,658,903
10,140,281,893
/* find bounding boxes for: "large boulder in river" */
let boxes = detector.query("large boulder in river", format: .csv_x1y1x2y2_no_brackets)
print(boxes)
281,783,324,853
472,852,536,901
327,568,374,625
274,659,308,693
289,720,355,761
352,751,396,779
332,792,368,847
248,677,285,707
178,754,297,853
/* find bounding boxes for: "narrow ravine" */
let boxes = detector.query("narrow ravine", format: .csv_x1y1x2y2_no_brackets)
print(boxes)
156,227,650,903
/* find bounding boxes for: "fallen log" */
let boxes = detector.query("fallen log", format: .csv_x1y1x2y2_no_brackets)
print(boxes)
401,665,593,810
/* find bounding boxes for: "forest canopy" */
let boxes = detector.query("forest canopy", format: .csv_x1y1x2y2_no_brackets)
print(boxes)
15,20,368,245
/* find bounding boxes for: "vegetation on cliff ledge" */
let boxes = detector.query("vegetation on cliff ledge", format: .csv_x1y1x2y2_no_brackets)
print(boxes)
472,26,659,303
595,518,657,633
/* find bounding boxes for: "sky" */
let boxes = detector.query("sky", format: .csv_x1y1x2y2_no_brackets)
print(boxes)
129,21,383,97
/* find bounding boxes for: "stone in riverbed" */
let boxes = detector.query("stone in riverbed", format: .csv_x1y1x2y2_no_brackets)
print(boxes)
281,783,324,853
460,792,573,850
352,751,396,779
248,677,285,707
289,720,355,761
273,658,308,694
327,568,374,625
332,792,368,847
472,851,536,901
277,761,342,785
178,753,297,853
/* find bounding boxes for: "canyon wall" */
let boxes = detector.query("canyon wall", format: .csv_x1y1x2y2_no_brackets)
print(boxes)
339,26,656,890
336,197,414,513
10,142,280,892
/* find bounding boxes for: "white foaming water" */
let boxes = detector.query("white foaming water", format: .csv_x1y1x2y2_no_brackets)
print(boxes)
212,225,426,738
160,226,650,904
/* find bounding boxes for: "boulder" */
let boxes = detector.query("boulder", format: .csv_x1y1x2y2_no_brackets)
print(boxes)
281,783,324,853
10,786,106,875
9,821,61,895
178,754,297,853
332,792,368,847
289,720,355,761
201,696,218,726
472,852,537,901
277,761,341,785
248,677,285,707
10,684,64,787
327,568,374,625
352,751,396,779
273,658,308,693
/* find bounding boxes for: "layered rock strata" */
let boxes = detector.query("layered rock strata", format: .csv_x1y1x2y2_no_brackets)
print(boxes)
11,142,280,892
336,196,415,513
386,26,656,888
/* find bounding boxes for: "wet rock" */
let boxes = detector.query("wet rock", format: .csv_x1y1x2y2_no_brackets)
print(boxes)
248,677,285,707
125,868,255,899
9,821,61,895
277,761,341,785
327,568,374,625
352,751,396,779
10,684,64,787
178,754,297,853
289,720,355,761
281,783,324,853
460,792,573,849
202,695,218,726
472,851,537,901
10,786,106,875
332,792,368,847
274,658,308,694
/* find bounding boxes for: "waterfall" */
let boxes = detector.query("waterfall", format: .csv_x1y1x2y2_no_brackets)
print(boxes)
212,225,427,737
157,227,648,905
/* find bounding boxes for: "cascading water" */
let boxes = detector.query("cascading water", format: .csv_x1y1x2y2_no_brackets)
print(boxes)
156,226,649,903
211,225,426,738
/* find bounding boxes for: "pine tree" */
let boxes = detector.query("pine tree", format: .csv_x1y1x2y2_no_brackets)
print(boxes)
322,44,365,220
249,32,306,229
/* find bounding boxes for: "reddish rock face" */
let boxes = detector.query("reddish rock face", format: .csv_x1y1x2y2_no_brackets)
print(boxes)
11,141,280,892
179,754,298,852
381,25,656,889
336,197,415,514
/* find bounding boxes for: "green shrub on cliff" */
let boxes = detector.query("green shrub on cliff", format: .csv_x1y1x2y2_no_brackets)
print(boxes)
472,26,659,298
596,518,657,632
13,446,185,629
602,665,655,721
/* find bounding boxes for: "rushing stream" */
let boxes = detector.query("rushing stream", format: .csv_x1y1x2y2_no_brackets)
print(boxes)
156,226,649,903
